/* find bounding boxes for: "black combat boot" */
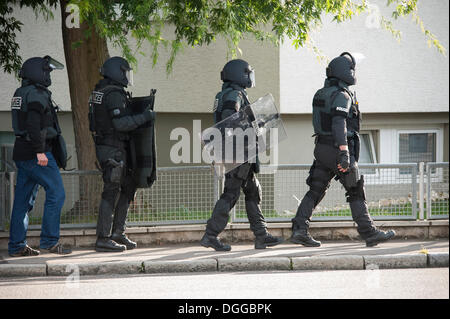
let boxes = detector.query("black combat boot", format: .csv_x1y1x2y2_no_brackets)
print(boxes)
290,229,321,247
111,233,137,250
255,233,284,249
200,233,231,251
95,238,126,252
365,230,396,247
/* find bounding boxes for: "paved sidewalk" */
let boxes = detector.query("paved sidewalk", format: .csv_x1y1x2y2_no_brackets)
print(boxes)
0,239,448,277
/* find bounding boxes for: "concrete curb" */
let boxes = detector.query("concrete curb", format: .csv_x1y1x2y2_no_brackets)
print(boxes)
292,255,364,270
144,259,217,273
0,253,448,278
364,254,427,269
218,257,291,272
0,264,47,277
47,261,144,276
428,253,449,268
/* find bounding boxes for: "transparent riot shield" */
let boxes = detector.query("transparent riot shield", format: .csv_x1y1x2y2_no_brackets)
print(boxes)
201,93,287,175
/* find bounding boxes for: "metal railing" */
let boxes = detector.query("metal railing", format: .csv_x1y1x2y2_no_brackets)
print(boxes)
232,163,420,222
0,162,448,231
426,162,449,220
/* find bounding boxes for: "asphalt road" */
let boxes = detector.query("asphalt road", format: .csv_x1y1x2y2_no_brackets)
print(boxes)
0,268,448,299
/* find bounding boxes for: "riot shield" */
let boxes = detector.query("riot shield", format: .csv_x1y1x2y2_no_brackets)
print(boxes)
201,93,287,175
130,89,157,188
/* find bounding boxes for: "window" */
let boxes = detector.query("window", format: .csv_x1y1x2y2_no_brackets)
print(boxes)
398,131,439,175
0,132,15,172
359,131,377,174
399,132,436,163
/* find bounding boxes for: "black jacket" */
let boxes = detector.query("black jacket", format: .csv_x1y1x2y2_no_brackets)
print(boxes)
12,80,55,161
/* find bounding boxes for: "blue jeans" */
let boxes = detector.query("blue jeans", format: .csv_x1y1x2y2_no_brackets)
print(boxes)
8,152,65,254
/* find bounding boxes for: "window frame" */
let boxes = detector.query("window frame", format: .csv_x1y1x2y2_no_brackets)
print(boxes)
396,129,442,165
358,131,380,179
396,129,443,182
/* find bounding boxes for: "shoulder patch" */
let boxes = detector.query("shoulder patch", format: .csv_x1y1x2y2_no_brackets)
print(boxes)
332,91,351,111
335,106,349,113
90,91,104,104
11,97,22,110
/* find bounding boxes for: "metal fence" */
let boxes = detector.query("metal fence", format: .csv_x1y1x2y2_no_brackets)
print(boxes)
0,162,448,231
233,163,420,222
426,162,449,219
0,173,8,231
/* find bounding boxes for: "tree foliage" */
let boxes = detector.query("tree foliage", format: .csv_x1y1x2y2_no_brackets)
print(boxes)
0,0,59,75
71,0,446,73
1,0,446,76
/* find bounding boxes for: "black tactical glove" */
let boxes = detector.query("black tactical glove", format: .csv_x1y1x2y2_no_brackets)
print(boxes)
143,107,155,122
337,149,350,170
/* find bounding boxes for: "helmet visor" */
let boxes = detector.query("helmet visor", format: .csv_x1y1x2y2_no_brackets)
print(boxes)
249,70,255,88
45,56,65,70
125,69,134,86
351,52,366,66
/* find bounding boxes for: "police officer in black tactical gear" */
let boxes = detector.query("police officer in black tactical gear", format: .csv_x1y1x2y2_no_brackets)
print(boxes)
9,56,72,256
200,59,284,251
290,52,395,247
89,56,155,252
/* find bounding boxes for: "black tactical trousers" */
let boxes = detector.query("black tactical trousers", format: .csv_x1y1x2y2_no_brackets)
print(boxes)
96,144,137,239
291,142,377,240
206,163,267,237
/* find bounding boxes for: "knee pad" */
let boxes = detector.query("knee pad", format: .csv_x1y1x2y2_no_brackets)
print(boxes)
306,172,331,207
101,182,120,201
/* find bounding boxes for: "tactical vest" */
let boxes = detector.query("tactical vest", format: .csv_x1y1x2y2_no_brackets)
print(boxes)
312,81,360,137
212,83,260,173
346,93,361,135
88,85,130,142
213,84,250,123
11,84,54,138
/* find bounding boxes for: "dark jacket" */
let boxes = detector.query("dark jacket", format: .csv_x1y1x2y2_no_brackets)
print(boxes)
12,80,56,161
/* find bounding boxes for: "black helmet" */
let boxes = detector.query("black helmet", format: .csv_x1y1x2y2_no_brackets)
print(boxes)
19,55,64,87
100,56,133,87
221,59,255,88
326,52,356,85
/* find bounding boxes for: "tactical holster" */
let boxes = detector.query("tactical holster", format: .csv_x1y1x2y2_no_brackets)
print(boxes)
106,159,124,184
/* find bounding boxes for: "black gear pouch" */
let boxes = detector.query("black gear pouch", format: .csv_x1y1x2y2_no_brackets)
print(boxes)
342,164,359,189
107,159,124,183
353,133,361,162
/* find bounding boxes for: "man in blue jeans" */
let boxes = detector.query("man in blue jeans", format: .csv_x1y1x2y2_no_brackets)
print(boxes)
8,56,71,256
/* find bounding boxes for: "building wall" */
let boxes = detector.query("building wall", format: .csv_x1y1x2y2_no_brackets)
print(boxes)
279,0,449,114
0,6,279,113
0,2,448,170
0,7,69,112
144,112,449,167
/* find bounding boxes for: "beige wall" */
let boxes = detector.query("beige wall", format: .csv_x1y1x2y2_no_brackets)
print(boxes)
147,111,450,167
0,8,69,111
280,0,449,114
1,110,448,168
116,29,279,114
444,123,449,162
0,6,279,113
0,2,448,168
